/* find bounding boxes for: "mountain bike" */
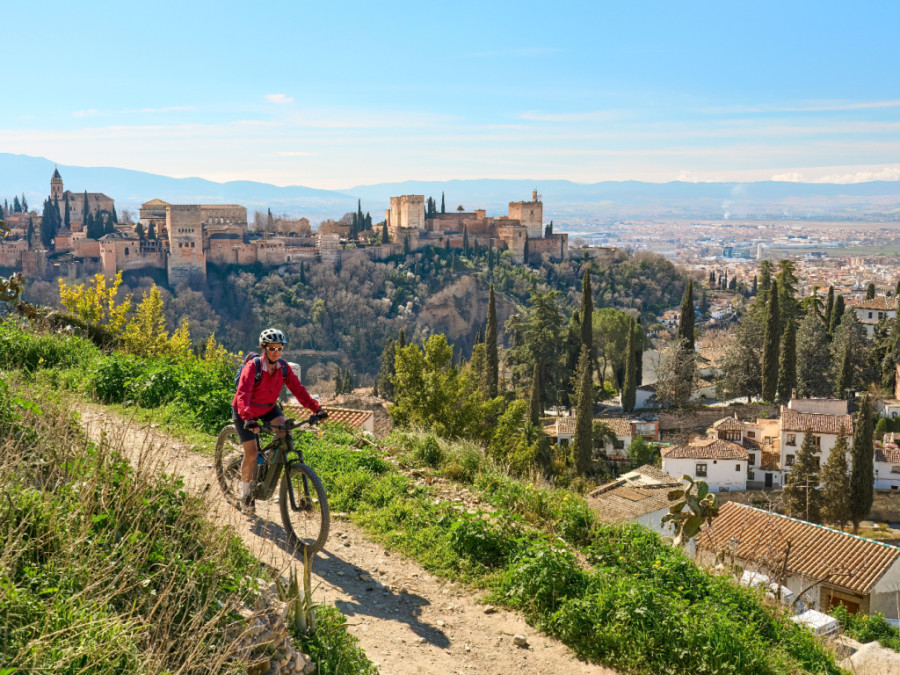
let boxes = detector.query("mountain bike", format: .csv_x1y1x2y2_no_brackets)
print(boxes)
214,417,330,556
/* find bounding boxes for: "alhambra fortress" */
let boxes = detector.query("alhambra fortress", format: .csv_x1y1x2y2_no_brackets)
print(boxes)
0,171,567,283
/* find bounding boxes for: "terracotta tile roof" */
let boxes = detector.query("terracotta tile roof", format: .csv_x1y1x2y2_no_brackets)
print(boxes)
712,416,747,431
661,437,749,460
555,417,576,435
587,468,680,523
851,296,896,311
283,404,373,431
601,418,633,436
698,502,900,595
875,448,900,463
780,406,853,435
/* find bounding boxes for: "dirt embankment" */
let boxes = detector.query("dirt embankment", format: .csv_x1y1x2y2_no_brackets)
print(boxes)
76,403,617,675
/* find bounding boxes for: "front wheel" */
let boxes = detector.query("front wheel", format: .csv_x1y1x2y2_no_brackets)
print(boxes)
280,464,330,556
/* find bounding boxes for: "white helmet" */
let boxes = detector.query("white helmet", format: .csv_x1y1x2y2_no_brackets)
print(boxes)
259,328,287,345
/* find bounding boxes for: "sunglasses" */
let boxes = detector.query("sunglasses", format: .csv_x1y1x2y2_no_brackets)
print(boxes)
266,346,284,353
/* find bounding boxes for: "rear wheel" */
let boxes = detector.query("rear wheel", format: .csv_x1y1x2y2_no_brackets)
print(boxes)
280,464,329,556
214,425,244,502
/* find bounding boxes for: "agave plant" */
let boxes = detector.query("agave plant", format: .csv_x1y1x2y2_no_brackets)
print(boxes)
275,550,317,635
661,474,719,546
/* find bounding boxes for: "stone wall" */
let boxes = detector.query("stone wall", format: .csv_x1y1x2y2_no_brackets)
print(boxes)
389,195,425,235
496,224,527,263
0,240,27,267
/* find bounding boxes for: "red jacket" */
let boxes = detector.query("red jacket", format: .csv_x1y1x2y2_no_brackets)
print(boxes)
232,358,321,421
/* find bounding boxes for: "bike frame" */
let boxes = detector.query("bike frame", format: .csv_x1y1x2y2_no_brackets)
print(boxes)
253,419,312,511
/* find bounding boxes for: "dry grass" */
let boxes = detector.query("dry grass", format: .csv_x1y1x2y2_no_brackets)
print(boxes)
0,380,266,673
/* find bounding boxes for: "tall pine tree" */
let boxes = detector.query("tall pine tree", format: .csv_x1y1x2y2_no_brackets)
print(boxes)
63,195,70,229
761,279,781,402
529,363,542,425
441,192,445,214
824,285,835,329
828,294,845,336
849,393,874,533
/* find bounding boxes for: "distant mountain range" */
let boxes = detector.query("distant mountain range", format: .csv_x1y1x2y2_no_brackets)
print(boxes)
3,153,900,225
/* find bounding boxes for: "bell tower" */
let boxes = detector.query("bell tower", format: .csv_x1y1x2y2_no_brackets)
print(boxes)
50,168,63,201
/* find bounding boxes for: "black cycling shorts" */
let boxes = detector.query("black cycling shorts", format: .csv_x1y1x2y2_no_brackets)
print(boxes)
232,405,284,443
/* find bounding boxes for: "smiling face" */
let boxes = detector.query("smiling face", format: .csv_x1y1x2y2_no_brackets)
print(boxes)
264,343,284,364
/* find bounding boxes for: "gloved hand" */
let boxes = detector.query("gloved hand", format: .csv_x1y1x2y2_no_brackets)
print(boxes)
244,420,260,434
308,409,328,426
315,409,329,421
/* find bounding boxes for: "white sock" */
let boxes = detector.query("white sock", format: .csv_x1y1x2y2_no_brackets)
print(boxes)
241,481,253,499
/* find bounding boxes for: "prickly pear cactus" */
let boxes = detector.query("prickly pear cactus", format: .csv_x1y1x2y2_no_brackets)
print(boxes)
661,474,719,546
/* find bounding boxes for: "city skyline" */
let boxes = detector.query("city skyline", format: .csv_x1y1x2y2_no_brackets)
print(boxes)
3,1,899,190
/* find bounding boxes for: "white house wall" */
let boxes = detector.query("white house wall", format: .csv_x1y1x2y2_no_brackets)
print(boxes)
661,457,748,492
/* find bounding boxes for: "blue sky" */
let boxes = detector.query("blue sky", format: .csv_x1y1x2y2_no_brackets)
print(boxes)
2,0,899,188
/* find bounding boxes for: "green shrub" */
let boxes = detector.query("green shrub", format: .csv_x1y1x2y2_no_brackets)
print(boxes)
833,604,900,651
492,544,586,619
447,513,522,569
292,606,378,675
414,434,443,468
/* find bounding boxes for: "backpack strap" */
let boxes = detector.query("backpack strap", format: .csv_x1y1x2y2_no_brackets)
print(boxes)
252,356,264,384
278,358,290,378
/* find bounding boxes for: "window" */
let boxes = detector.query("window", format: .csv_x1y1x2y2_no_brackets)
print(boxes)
869,312,873,319
748,470,756,480
787,434,796,446
814,457,821,470
695,463,707,477
891,466,900,475
786,454,795,466
749,453,756,466
613,438,625,450
812,435,821,450
736,464,741,472
747,431,756,439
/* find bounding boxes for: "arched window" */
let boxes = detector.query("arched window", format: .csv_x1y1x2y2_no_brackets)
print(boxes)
124,247,129,256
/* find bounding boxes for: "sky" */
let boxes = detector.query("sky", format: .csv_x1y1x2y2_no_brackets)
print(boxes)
2,0,899,189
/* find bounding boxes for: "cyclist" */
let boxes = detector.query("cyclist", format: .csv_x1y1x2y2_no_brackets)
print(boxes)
232,327,327,514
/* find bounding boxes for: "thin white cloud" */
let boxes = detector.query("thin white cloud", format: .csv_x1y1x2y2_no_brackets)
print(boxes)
274,151,314,156
265,94,294,104
520,110,618,123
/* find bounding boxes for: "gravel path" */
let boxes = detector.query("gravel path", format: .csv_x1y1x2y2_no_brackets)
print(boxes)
76,404,618,675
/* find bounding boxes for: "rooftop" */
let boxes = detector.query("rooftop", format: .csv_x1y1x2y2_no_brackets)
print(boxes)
587,466,680,524
851,296,896,311
662,437,749,460
699,502,900,595
780,406,853,435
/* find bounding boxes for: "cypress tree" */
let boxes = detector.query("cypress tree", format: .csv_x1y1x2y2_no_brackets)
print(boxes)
580,269,593,351
26,219,35,248
865,283,876,300
829,295,845,335
398,329,406,349
382,220,389,243
488,247,494,274
709,270,716,285
463,224,469,257
776,317,796,403
824,286,834,329
622,317,636,412
12,196,20,213
21,194,28,212
574,345,594,474
677,280,695,353
441,192,445,214
634,317,644,386
821,428,851,530
783,427,822,523
528,363,542,425
835,338,854,398
485,284,499,398
63,195,70,229
762,279,781,401
148,222,156,240
111,205,118,224
82,191,89,227
523,236,529,264
849,394,874,533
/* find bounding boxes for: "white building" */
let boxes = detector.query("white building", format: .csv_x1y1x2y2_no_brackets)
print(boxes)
851,296,897,337
875,448,900,491
779,406,853,479
661,437,748,492
586,465,680,538
699,502,900,619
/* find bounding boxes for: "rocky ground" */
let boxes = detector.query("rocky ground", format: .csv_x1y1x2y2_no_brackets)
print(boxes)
75,403,617,675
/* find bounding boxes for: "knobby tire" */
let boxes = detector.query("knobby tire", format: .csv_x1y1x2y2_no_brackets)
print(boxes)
280,463,330,556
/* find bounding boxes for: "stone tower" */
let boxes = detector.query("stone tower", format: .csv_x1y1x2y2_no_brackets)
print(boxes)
50,168,63,201
166,205,207,283
508,190,543,239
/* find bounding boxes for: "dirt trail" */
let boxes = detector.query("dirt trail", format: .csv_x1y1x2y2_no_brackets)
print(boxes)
76,403,617,675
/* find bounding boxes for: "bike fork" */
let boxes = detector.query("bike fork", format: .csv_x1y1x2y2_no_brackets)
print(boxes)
285,462,312,511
